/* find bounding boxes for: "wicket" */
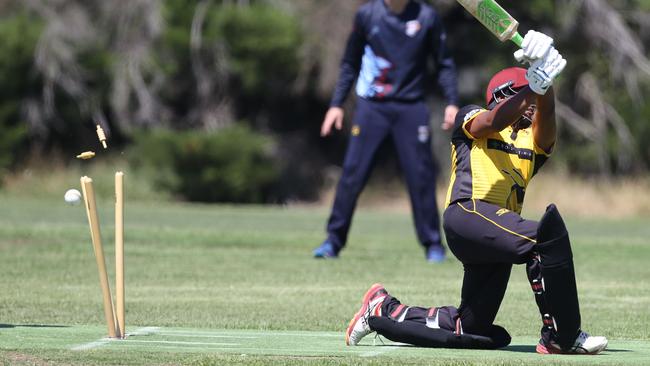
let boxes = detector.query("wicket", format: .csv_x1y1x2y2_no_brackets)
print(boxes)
80,172,126,339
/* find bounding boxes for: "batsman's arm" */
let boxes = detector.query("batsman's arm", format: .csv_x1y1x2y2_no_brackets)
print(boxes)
465,87,536,138
532,87,557,153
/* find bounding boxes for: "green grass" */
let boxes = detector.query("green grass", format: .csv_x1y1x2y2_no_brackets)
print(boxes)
0,195,649,365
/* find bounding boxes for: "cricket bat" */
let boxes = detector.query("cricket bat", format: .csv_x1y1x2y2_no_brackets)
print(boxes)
456,0,524,47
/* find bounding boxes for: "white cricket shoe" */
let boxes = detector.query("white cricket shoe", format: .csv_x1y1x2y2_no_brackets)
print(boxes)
345,283,388,346
536,330,608,355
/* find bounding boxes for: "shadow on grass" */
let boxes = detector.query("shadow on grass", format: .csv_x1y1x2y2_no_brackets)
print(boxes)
355,344,542,353
503,345,537,353
604,349,631,353
334,342,631,355
0,324,70,329
504,344,630,354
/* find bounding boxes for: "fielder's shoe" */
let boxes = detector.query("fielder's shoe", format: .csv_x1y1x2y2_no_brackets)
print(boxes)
345,283,388,346
536,331,608,355
426,245,446,263
313,241,338,258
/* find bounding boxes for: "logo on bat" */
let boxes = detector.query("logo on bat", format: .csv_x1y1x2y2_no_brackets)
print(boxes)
477,2,513,33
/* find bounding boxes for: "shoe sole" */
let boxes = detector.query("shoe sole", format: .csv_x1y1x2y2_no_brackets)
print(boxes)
345,283,385,346
313,246,338,259
313,251,338,258
536,340,608,355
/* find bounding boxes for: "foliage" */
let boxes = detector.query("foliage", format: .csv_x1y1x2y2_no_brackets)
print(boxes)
158,1,303,125
0,13,38,179
1,0,650,198
205,3,302,95
129,125,280,203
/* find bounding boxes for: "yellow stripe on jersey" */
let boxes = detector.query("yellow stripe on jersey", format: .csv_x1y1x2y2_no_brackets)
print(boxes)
444,143,458,207
446,105,550,213
456,200,537,243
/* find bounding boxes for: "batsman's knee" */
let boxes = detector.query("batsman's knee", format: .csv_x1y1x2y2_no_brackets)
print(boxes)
534,204,573,265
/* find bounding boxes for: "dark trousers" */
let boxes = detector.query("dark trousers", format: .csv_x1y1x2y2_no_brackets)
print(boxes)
326,98,441,252
371,199,582,348
443,199,538,335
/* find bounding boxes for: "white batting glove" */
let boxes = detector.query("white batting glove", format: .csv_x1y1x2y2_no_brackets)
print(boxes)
526,48,567,95
517,30,554,63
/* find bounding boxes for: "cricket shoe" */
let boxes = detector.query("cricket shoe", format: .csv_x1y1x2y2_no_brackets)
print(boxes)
345,283,388,346
536,331,608,355
313,240,338,258
426,245,446,263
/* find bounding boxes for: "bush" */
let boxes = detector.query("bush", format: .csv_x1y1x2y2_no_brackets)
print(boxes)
0,13,40,181
129,125,280,203
158,1,303,122
205,3,302,94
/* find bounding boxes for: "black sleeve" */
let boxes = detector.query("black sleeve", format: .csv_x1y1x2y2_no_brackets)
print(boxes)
533,154,548,176
330,11,366,107
430,12,459,106
451,105,485,141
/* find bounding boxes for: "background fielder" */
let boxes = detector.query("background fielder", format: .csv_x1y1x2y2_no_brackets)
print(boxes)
313,0,459,262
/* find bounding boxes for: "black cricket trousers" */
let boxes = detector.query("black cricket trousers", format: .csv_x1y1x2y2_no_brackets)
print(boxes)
442,199,538,335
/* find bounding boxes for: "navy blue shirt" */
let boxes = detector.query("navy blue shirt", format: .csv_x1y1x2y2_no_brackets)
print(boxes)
330,0,458,107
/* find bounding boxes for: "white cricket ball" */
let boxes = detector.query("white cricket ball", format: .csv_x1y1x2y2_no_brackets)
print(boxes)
64,189,82,205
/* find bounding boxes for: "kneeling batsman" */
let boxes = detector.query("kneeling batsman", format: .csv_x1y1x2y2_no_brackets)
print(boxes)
344,31,608,355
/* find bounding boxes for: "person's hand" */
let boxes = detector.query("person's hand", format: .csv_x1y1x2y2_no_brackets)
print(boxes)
321,107,344,136
441,105,459,131
519,30,554,62
526,48,567,95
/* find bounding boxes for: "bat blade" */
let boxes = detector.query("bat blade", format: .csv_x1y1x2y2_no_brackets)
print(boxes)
456,0,523,46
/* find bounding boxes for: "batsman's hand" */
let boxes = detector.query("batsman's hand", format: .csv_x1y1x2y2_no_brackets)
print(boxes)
519,30,554,62
321,107,344,136
526,48,567,95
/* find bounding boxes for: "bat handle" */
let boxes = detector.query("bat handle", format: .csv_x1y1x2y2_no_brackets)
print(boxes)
511,32,523,47
511,32,525,63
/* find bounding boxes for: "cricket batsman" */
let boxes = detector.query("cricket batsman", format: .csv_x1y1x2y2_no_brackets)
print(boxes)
344,30,609,354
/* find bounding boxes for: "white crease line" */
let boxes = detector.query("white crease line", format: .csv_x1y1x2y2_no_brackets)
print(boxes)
126,326,161,337
360,347,395,357
71,338,112,351
359,342,406,357
157,332,258,339
70,326,160,351
116,344,368,354
156,330,341,338
124,339,240,346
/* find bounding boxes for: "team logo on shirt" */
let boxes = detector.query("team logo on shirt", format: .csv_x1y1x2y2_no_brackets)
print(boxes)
463,108,483,122
405,20,421,37
369,25,381,39
487,139,533,160
502,169,526,213
418,126,429,143
496,208,509,216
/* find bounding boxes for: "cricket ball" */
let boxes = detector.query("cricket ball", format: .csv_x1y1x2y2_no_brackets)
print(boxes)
64,189,82,205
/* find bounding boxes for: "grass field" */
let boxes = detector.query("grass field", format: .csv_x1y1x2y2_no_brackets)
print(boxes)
1,194,649,365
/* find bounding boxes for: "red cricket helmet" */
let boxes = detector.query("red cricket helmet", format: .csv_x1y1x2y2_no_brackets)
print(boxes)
485,67,528,107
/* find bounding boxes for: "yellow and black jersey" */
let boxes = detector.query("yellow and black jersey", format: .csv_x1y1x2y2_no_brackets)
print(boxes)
445,105,550,214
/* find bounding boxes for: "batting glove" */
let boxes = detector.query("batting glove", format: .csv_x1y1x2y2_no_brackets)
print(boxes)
526,48,567,95
520,30,554,61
